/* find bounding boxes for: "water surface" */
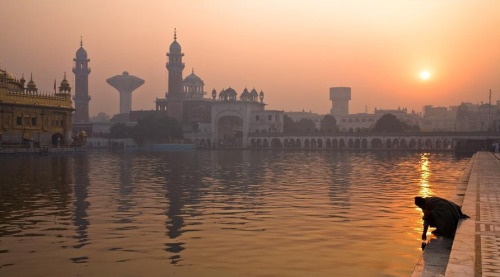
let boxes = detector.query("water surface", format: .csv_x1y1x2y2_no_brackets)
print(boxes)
0,150,469,276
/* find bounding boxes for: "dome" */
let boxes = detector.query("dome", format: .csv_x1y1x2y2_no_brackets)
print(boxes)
75,37,88,59
76,46,87,59
169,29,182,54
184,69,203,84
169,40,181,54
59,73,71,92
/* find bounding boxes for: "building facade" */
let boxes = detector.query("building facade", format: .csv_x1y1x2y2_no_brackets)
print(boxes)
0,69,74,146
155,30,284,147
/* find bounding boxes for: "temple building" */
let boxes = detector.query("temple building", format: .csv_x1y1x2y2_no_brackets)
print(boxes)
0,69,74,146
155,30,284,147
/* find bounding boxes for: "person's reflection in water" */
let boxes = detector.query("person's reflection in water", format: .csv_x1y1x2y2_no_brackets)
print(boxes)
414,196,469,240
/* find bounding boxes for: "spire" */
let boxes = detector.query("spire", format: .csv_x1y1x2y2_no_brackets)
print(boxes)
174,28,177,41
192,68,194,74
80,36,83,47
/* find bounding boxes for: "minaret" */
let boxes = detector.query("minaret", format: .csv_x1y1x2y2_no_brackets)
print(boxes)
72,37,91,123
166,29,185,99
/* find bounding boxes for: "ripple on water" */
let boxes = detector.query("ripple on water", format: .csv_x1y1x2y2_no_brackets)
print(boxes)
0,151,470,277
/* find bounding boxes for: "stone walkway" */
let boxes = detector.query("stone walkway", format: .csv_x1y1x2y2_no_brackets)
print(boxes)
446,152,500,277
413,152,500,277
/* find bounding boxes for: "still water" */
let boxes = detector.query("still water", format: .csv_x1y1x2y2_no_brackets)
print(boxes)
0,150,469,277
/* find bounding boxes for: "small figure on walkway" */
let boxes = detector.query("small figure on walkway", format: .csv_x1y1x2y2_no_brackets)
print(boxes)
415,196,469,240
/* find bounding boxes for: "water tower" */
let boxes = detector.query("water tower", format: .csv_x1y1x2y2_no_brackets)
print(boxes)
106,71,145,114
330,87,351,118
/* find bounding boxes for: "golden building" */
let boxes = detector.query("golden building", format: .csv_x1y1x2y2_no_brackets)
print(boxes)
0,68,74,147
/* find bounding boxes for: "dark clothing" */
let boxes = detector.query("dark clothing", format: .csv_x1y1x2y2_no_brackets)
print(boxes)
421,196,468,237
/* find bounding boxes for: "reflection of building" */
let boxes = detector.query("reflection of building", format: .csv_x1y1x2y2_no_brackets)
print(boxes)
0,68,74,146
155,30,284,147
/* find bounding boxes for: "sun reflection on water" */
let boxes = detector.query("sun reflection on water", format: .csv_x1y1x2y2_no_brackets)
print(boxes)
418,153,433,198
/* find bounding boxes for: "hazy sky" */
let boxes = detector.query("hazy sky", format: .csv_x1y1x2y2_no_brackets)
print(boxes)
1,0,499,117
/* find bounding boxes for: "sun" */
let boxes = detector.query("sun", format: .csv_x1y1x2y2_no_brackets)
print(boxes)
420,70,431,80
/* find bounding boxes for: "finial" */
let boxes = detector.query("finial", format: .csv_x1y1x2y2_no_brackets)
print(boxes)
64,71,66,79
174,28,177,41
80,36,83,47
192,68,194,74
30,73,33,81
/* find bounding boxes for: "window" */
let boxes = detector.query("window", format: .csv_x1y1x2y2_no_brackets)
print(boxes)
31,117,37,126
17,117,22,125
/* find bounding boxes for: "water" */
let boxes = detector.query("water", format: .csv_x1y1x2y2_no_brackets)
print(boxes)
0,150,469,277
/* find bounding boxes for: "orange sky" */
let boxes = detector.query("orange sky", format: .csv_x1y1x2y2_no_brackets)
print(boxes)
1,0,499,117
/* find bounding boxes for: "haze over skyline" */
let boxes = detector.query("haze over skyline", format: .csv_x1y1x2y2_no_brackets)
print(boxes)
1,0,499,117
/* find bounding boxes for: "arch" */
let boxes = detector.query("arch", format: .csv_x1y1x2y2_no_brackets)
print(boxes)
295,138,302,148
371,138,383,149
354,138,360,149
332,139,338,149
263,139,269,148
217,115,243,147
435,139,442,149
409,139,417,149
284,138,290,148
317,139,323,148
326,138,332,149
425,138,432,149
271,138,282,148
347,139,353,148
392,138,400,149
304,139,309,148
361,138,368,149
400,139,407,149
290,139,296,148
339,139,346,149
52,133,64,146
311,139,317,148
443,139,451,149
256,138,262,147
417,138,424,149
385,138,392,149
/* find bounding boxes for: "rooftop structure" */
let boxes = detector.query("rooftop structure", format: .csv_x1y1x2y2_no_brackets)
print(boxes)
106,71,145,114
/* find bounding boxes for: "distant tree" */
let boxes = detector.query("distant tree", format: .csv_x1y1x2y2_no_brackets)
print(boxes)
297,118,316,133
131,113,183,145
283,115,298,133
110,123,133,138
373,113,420,132
320,114,338,133
90,112,110,122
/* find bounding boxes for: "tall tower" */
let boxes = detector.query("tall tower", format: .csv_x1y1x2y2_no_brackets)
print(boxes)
330,87,351,118
165,29,186,122
72,37,91,123
106,71,145,114
166,29,185,99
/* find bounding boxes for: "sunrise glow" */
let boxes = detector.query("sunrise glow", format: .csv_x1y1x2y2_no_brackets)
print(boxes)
420,71,431,81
